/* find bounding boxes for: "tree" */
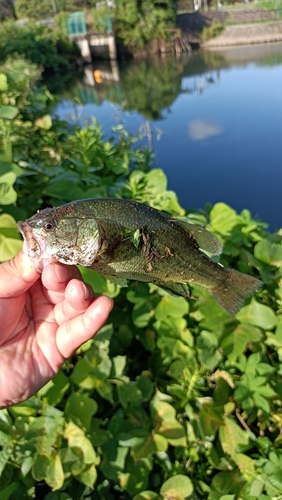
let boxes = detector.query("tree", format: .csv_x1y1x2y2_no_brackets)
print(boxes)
15,0,53,19
15,0,99,19
114,0,176,54
0,0,17,19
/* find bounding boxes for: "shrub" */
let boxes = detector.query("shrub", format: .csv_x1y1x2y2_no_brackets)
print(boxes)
1,59,282,500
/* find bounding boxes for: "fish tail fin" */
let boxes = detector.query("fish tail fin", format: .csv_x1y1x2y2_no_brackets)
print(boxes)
210,269,262,315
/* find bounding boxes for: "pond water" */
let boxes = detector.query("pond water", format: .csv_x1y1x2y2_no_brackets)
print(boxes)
55,42,282,232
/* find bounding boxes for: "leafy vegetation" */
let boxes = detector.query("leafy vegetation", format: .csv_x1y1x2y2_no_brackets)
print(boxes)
114,0,176,55
200,20,224,43
1,58,282,500
0,0,16,20
0,21,80,78
15,0,100,19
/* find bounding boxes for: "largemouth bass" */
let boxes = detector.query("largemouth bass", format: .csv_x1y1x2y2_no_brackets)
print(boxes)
18,198,262,314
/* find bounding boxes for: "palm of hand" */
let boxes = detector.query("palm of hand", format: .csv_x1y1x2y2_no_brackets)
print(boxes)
0,251,113,408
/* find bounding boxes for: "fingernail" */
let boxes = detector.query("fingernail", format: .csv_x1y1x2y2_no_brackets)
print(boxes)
83,283,90,300
54,265,69,283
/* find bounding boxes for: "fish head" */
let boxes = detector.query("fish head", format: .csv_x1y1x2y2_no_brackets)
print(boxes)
18,204,102,272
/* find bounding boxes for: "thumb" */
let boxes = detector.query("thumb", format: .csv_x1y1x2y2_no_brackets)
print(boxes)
0,249,40,298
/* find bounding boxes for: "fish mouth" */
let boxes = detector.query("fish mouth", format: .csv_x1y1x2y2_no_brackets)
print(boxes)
18,221,55,273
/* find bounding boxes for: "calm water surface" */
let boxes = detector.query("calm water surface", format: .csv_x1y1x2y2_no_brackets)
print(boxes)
55,43,282,231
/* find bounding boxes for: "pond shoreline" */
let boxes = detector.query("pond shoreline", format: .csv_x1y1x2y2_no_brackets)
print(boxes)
203,20,282,47
177,8,282,47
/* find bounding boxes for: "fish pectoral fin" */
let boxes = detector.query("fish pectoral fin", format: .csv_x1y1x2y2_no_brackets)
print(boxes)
101,273,129,288
175,220,222,255
157,281,190,298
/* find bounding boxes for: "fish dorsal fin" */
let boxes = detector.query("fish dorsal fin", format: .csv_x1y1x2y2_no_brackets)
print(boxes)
175,221,222,255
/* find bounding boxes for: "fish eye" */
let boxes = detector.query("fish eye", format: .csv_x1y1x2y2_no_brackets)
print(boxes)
44,220,56,231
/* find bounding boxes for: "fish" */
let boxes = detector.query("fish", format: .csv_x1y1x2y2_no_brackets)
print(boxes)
17,198,262,314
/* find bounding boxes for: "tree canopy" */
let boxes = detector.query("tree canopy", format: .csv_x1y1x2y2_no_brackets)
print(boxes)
0,0,17,20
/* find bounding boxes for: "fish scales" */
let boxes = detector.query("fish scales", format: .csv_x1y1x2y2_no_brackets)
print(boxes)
45,198,226,288
17,198,262,314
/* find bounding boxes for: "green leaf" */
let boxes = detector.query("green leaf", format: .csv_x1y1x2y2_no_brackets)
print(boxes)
95,379,114,403
267,473,282,492
64,422,97,467
41,369,70,406
211,470,246,495
0,172,17,205
154,316,187,338
90,418,109,447
136,374,154,402
0,106,18,120
70,358,96,390
134,492,162,500
160,474,194,499
0,213,22,261
209,203,238,235
0,142,12,162
0,73,8,92
45,453,64,491
100,439,128,481
79,267,121,298
221,324,262,362
119,456,151,495
219,417,249,458
34,114,52,130
199,404,223,436
0,434,13,475
112,355,127,377
232,452,255,475
130,432,159,460
254,239,282,266
65,392,98,430
44,180,87,201
197,330,222,370
26,414,64,455
151,401,186,447
9,396,42,417
77,464,97,488
146,169,167,194
253,393,271,413
0,482,20,500
32,454,51,481
118,381,144,409
132,300,154,328
154,295,189,321
237,299,277,330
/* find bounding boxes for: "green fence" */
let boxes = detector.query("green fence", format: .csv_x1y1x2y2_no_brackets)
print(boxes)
67,11,87,36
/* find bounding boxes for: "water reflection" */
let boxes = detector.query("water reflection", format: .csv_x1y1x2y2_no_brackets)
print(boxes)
188,119,222,140
54,43,282,231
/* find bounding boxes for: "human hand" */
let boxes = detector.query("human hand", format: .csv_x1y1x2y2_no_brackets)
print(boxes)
0,250,113,408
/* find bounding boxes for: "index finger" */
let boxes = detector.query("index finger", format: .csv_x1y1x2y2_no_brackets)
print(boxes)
42,263,82,304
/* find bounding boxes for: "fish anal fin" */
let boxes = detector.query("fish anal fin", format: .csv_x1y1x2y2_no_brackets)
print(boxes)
175,220,222,255
157,281,190,298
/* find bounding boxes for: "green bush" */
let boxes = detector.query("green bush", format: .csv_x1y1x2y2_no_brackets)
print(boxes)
200,20,224,43
0,21,79,75
114,0,176,55
1,59,282,500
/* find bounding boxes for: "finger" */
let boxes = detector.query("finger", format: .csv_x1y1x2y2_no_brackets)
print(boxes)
54,279,95,325
0,250,40,298
56,296,114,358
42,263,82,304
